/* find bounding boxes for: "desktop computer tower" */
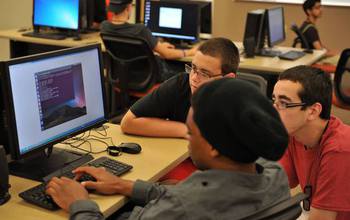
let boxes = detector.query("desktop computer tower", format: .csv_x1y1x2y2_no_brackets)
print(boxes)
243,9,266,56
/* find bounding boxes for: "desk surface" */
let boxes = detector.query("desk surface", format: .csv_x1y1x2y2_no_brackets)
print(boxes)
234,42,326,74
0,29,326,74
0,123,188,220
0,28,102,48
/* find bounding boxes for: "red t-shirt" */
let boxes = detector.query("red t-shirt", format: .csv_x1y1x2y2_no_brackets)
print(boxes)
280,116,350,220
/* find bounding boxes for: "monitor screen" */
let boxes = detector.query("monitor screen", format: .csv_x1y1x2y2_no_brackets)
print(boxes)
144,0,200,41
266,6,285,47
33,0,80,30
2,44,106,159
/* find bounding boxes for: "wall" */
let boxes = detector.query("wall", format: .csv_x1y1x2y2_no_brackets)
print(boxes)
213,0,350,51
0,1,31,60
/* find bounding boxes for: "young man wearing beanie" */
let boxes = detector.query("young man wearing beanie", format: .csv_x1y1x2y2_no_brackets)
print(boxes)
272,65,350,220
46,78,291,220
101,0,197,80
300,0,336,56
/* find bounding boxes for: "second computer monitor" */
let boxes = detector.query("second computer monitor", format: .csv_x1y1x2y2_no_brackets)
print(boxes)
266,6,285,47
144,0,200,42
33,0,80,30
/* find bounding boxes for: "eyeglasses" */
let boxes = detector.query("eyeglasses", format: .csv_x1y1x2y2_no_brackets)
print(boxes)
303,184,312,211
185,63,222,80
271,98,307,110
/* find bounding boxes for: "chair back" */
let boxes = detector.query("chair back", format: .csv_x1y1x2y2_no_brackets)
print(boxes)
334,48,350,106
239,193,308,220
101,33,161,116
291,23,310,49
101,32,160,93
237,72,267,96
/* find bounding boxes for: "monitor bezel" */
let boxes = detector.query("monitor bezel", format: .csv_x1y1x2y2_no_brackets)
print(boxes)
144,0,200,42
32,0,80,31
1,44,108,160
266,6,286,48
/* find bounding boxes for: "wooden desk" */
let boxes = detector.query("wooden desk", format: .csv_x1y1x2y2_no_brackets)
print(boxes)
0,123,188,220
0,28,103,58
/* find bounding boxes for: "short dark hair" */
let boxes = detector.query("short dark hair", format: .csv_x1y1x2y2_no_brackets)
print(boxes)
198,38,240,75
108,0,132,14
278,65,332,120
303,0,321,15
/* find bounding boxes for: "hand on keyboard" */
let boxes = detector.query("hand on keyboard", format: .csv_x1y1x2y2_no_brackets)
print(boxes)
73,166,128,195
46,176,89,212
19,157,133,210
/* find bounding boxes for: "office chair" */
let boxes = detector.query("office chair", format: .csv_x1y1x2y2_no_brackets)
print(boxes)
333,48,350,109
291,23,311,49
239,193,308,220
101,33,161,120
237,72,268,96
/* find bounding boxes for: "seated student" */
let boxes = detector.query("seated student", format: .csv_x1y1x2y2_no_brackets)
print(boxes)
120,37,239,138
273,65,350,220
300,0,337,56
120,37,239,180
101,0,197,81
46,78,291,220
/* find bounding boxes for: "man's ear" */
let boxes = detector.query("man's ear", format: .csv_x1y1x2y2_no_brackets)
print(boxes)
224,72,236,78
307,102,322,121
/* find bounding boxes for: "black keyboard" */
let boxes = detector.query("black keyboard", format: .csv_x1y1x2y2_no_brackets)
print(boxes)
22,32,66,40
19,157,133,210
278,51,306,60
258,49,282,57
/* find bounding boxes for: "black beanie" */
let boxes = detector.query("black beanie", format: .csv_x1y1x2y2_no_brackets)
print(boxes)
191,78,289,163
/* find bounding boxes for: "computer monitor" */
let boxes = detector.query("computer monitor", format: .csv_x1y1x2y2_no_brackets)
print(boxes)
0,44,107,181
144,0,200,42
33,0,80,31
266,6,285,48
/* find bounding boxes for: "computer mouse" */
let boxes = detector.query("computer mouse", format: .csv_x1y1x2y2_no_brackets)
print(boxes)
117,143,142,154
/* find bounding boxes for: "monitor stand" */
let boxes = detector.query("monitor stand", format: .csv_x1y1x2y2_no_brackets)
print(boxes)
8,147,93,182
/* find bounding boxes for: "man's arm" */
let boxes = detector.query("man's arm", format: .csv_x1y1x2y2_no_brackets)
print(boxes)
309,207,337,220
312,41,337,57
121,110,187,138
154,41,197,60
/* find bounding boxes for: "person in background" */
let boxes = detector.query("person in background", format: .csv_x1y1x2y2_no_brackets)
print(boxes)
273,65,350,220
46,78,291,220
301,0,337,56
101,0,197,81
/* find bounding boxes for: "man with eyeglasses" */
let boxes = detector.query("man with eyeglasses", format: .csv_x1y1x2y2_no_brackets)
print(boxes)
120,37,239,181
121,38,239,138
272,65,350,220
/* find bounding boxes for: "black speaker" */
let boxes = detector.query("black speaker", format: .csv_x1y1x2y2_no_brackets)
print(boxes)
0,145,10,205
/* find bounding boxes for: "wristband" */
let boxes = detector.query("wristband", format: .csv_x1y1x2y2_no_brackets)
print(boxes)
107,146,121,156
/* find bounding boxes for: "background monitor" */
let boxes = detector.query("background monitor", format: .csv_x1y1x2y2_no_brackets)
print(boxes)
144,0,200,42
1,44,107,180
33,0,80,30
266,6,285,47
